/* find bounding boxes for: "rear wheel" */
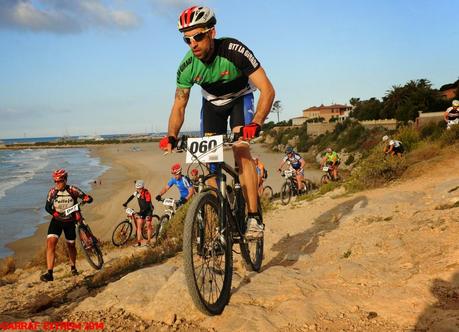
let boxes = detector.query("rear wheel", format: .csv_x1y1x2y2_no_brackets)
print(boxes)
77,223,104,270
112,220,132,246
280,181,292,205
142,215,160,241
183,191,232,315
261,185,273,201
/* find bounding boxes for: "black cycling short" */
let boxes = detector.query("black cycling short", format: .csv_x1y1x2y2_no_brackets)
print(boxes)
393,145,404,154
200,93,254,135
47,218,76,242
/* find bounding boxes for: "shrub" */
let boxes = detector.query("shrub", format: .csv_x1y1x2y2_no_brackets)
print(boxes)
0,256,15,277
420,121,446,140
395,126,421,152
345,151,408,192
439,124,459,146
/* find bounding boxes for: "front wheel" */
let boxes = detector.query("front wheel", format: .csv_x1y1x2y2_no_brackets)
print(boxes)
77,223,104,270
280,181,292,205
183,191,233,315
239,202,264,272
321,174,330,185
112,220,132,246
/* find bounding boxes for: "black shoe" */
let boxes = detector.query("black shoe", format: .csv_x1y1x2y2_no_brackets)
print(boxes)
40,272,54,282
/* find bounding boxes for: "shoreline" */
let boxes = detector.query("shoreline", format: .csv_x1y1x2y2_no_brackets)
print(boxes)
5,142,321,268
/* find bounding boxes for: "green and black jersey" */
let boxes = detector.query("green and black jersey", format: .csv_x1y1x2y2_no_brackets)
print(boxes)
176,38,261,106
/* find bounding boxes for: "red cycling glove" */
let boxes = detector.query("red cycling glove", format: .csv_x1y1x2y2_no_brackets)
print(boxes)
159,136,177,151
241,122,261,140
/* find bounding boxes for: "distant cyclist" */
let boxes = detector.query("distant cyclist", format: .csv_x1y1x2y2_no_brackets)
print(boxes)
278,147,306,192
156,163,195,207
382,135,404,157
321,147,340,180
41,169,93,282
444,100,459,130
253,156,266,196
190,168,200,192
123,180,154,247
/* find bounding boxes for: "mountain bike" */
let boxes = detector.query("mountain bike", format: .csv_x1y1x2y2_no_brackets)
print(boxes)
279,169,311,205
112,207,160,246
320,164,340,184
64,202,104,270
179,134,264,315
154,198,178,240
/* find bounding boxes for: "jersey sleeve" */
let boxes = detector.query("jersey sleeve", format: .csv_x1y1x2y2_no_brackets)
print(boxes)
176,51,195,89
167,178,175,187
183,177,192,188
220,38,261,77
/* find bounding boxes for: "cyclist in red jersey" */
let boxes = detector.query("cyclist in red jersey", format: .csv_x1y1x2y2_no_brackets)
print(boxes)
41,169,93,282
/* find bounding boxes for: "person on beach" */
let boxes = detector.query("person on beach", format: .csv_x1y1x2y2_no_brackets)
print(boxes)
41,169,93,282
278,146,306,192
156,163,194,208
122,180,154,247
159,6,275,239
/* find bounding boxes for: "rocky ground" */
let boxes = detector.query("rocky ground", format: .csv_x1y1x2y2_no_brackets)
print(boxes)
1,155,459,331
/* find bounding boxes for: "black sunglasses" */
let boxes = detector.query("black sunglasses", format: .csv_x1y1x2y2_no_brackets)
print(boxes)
183,28,211,45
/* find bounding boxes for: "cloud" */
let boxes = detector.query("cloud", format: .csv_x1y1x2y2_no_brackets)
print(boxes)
149,0,194,21
0,0,140,34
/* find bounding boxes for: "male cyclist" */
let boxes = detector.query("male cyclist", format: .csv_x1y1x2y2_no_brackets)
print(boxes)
278,147,306,192
190,168,200,192
253,156,266,196
159,6,275,239
156,163,195,208
123,180,154,247
444,99,459,129
320,147,340,180
41,169,93,282
382,135,404,157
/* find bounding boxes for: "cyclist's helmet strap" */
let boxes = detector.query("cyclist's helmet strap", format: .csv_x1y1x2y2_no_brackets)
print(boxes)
178,6,216,32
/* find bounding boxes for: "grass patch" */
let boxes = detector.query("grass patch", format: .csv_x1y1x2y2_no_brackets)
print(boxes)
0,256,16,277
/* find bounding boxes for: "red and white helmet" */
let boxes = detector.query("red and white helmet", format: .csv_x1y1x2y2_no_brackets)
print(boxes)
178,6,216,32
171,163,182,175
52,169,68,182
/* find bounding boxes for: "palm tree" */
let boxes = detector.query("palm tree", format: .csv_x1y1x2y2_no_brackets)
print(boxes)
271,100,282,123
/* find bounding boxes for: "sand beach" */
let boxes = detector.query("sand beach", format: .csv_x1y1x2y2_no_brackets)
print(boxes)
7,142,322,266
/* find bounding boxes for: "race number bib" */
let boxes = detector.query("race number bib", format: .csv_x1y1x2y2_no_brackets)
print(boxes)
65,204,79,216
186,135,224,163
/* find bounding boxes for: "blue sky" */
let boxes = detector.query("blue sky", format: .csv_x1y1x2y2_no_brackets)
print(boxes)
1,0,458,139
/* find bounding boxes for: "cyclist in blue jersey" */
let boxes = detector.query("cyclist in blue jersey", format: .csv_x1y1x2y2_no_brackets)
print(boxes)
156,163,195,207
278,146,306,192
159,6,275,240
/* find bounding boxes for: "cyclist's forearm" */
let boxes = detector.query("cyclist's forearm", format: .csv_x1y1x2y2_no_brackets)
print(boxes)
168,88,189,137
253,89,275,125
45,201,54,215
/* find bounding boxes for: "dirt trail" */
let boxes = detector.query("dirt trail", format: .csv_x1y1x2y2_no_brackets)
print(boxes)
2,156,459,331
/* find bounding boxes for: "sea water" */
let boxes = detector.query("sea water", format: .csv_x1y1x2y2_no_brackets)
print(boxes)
0,148,108,258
